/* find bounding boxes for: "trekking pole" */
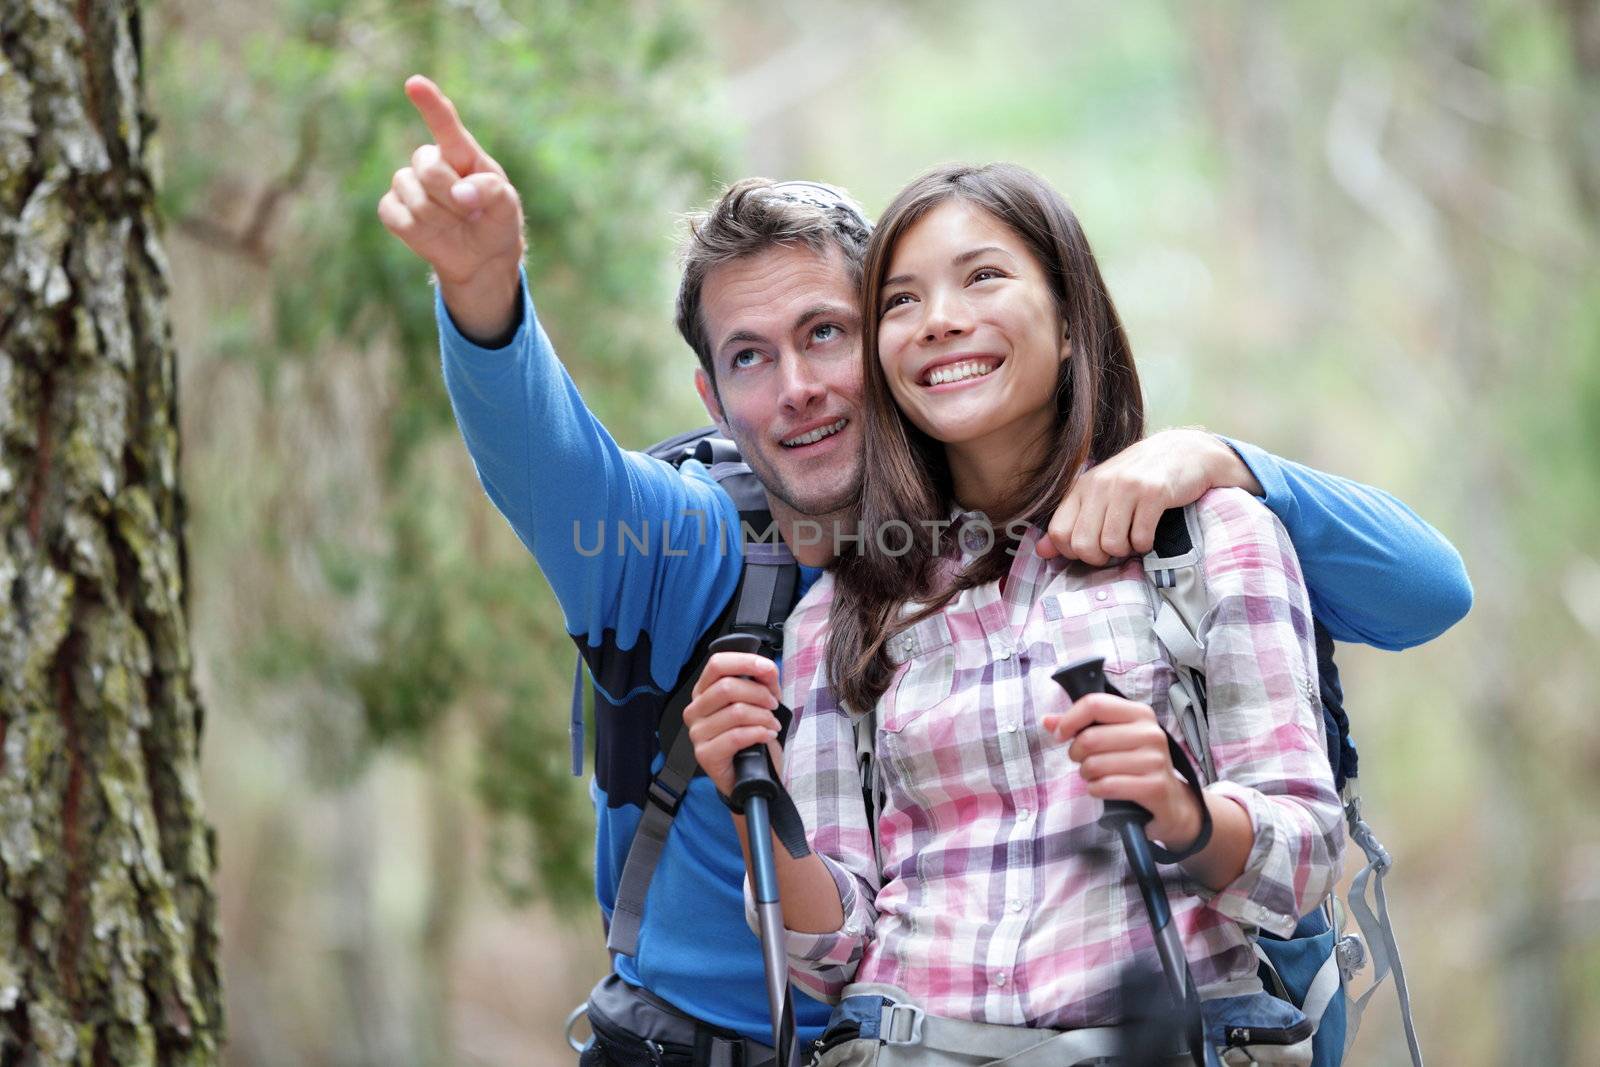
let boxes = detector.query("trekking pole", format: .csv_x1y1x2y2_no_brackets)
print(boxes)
1054,657,1219,1067
708,632,801,1067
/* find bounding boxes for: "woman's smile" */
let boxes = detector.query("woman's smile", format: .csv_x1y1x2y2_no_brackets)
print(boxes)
918,354,1005,389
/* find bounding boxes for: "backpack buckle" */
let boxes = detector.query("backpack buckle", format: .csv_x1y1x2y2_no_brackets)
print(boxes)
880,1001,925,1046
1337,932,1368,983
734,623,783,658
647,778,684,815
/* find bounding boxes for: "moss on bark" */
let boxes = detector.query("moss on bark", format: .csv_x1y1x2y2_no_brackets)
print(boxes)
0,2,222,1063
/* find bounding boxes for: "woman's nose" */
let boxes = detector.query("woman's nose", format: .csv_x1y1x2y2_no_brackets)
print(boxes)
921,289,971,342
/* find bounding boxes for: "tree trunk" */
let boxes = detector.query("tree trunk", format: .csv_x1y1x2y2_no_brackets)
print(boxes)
0,2,222,1064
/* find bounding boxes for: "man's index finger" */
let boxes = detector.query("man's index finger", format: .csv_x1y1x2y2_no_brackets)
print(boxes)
404,75,480,173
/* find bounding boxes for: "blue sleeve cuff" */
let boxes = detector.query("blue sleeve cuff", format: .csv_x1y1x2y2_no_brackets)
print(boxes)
434,265,534,355
1219,435,1292,517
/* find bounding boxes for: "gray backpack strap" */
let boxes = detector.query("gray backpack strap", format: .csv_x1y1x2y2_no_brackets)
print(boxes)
1142,506,1216,782
604,454,798,958
853,704,883,873
606,724,701,955
1342,791,1425,1066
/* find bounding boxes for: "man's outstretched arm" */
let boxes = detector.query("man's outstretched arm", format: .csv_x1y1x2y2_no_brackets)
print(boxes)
1039,428,1472,650
379,76,739,679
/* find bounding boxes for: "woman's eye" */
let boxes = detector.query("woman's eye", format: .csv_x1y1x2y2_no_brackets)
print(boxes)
971,268,1003,283
880,292,914,316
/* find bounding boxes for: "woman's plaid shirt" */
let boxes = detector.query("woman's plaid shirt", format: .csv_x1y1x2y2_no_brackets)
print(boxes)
767,488,1345,1028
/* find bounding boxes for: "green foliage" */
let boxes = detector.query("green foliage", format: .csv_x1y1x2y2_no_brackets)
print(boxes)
151,0,727,908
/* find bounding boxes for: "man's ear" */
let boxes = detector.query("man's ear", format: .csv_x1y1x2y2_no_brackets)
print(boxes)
694,367,732,436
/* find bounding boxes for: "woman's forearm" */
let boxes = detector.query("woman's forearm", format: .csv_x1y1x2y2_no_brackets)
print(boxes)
1178,790,1255,892
731,813,848,934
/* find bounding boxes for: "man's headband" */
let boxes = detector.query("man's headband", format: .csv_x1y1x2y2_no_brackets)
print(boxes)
766,180,872,238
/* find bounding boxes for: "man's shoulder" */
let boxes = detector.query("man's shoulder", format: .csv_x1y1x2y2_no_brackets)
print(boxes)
614,450,747,533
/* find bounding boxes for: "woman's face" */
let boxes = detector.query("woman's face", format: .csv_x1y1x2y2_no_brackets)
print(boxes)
876,199,1068,459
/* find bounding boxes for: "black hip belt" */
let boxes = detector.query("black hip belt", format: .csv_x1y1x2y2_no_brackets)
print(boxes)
580,974,790,1067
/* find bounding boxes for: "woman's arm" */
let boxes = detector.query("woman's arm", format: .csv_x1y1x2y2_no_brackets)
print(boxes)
681,596,882,1005
1188,487,1346,936
1042,693,1256,891
683,651,845,934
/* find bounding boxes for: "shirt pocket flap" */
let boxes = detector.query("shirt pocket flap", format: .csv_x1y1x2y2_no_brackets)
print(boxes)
1039,580,1158,673
885,612,955,666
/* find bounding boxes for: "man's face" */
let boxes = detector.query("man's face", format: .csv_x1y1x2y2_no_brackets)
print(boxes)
695,244,863,520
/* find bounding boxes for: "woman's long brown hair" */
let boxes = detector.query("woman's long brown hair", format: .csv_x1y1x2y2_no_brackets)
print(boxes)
828,163,1144,714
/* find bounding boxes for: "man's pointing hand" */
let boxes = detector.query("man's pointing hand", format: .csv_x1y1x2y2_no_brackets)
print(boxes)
378,75,525,343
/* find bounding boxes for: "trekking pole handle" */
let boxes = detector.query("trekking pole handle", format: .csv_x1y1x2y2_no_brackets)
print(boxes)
708,633,779,809
1052,657,1150,830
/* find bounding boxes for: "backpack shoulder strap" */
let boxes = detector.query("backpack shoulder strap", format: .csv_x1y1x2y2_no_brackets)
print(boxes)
1142,505,1217,782
602,436,800,958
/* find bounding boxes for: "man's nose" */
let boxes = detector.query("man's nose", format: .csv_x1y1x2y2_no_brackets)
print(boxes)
777,355,826,412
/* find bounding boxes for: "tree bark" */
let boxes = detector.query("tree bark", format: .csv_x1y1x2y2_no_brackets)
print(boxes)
0,2,222,1064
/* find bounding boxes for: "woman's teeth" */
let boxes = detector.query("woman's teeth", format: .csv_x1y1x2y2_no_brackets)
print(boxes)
783,418,847,448
926,360,999,387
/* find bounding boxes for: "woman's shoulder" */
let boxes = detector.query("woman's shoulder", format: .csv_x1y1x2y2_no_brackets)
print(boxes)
782,571,837,682
1191,486,1302,585
790,570,838,631
1192,485,1289,545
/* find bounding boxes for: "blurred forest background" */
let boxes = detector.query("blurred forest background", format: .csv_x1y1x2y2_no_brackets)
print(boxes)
135,0,1597,1063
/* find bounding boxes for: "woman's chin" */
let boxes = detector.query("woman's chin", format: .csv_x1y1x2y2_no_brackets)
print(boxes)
916,415,1006,447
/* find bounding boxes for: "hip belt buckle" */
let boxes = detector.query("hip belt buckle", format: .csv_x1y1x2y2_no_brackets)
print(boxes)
881,1002,925,1046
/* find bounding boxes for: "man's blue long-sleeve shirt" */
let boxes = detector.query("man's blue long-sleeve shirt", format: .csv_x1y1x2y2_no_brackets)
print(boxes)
436,277,1471,1044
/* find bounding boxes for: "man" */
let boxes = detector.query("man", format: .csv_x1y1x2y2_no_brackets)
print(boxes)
378,76,1471,1064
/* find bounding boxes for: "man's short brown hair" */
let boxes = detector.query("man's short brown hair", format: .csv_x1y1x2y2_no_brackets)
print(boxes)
675,178,871,389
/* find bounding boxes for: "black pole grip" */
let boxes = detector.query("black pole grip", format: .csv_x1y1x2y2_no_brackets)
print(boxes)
709,633,778,808
1051,656,1149,830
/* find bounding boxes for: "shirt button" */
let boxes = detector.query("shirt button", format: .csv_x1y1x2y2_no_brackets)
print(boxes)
1005,721,1018,733
1009,899,1023,913
1018,808,1032,822
1095,590,1109,602
995,972,1008,987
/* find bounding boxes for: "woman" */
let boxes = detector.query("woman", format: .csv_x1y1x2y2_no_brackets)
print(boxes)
685,163,1342,1062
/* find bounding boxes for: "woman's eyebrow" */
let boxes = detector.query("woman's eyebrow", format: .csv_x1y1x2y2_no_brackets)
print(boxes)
884,245,1015,289
952,245,1013,267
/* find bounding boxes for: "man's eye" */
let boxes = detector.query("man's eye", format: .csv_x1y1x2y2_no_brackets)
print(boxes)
731,349,763,369
811,323,842,344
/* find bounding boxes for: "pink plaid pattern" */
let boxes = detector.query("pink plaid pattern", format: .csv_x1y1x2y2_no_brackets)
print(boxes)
772,488,1344,1026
